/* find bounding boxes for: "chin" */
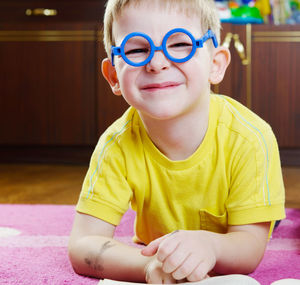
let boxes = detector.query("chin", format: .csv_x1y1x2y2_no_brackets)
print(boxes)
142,108,185,121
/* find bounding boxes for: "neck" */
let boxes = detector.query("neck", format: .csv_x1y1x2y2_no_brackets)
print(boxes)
139,95,210,161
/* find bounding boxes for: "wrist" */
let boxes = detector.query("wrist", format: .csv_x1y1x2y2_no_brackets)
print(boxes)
198,230,221,265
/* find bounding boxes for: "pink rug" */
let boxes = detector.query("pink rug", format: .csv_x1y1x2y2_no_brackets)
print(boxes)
0,204,299,285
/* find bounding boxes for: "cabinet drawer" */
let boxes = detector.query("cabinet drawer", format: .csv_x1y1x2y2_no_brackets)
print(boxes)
0,1,105,23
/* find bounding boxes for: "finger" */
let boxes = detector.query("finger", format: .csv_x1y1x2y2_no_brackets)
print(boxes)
161,244,188,274
176,278,188,283
142,231,179,257
146,274,162,284
162,274,177,284
145,260,163,284
171,253,199,280
141,236,165,256
146,271,176,284
186,261,212,282
156,237,180,263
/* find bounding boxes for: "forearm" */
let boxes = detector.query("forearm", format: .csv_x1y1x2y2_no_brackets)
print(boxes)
68,235,150,282
210,229,267,274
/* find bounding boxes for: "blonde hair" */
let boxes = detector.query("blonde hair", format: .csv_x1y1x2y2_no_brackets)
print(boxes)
103,0,221,58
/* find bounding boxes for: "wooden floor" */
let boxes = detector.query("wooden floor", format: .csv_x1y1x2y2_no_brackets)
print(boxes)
0,164,299,208
0,164,87,205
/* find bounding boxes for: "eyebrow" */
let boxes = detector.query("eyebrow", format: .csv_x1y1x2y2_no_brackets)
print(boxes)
167,32,190,41
124,36,149,45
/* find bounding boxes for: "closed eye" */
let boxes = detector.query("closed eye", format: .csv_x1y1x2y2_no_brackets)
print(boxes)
125,48,149,55
169,42,192,48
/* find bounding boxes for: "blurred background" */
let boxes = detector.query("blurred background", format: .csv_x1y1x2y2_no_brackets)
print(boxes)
0,0,299,207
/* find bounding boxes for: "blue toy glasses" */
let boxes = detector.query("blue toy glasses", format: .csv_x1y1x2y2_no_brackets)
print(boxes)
111,28,218,67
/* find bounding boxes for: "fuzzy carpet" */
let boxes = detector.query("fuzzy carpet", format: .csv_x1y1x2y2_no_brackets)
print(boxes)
0,205,299,285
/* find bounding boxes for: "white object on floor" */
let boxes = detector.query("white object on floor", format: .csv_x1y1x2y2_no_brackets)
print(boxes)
0,227,21,237
271,279,300,285
99,274,260,284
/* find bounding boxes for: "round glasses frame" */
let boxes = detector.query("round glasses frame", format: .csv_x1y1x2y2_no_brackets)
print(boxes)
111,28,218,67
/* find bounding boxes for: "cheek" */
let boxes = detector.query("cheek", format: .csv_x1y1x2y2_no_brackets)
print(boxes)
115,66,139,96
115,65,130,88
193,48,212,68
119,73,133,94
191,57,212,81
182,61,209,84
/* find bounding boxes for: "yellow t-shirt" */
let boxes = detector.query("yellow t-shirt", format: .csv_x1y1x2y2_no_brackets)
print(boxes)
76,94,285,245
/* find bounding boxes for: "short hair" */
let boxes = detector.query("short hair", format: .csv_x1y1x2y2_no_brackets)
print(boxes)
103,0,221,58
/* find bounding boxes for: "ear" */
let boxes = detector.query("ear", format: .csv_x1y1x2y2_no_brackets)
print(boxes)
101,58,122,96
209,46,231,85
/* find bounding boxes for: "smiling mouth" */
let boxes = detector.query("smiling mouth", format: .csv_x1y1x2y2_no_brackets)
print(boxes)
141,82,181,91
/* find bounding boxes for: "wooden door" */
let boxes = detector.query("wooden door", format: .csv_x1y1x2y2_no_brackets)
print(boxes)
0,25,98,145
215,23,300,165
251,25,300,149
0,1,108,163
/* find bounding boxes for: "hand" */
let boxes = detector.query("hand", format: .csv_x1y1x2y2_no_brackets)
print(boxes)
141,230,217,282
144,256,178,284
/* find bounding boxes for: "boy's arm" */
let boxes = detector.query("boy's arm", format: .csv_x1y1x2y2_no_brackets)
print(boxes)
214,222,270,273
68,212,151,282
142,222,270,281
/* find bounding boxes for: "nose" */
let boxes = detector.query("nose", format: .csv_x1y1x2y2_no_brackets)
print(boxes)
146,50,170,73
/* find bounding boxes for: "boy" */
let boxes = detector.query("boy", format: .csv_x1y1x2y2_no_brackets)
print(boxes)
68,0,285,283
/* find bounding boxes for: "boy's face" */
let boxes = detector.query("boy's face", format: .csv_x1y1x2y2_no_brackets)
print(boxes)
105,2,220,121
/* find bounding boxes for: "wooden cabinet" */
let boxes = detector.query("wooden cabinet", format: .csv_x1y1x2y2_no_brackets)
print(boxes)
0,2,298,165
0,1,128,163
214,23,300,165
0,27,96,145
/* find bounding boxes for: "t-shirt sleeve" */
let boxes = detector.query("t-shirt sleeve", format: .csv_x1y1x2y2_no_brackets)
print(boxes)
226,127,285,225
76,137,133,226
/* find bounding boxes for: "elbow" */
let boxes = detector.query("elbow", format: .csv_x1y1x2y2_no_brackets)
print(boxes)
214,256,262,275
214,244,265,275
234,263,259,275
68,240,88,277
68,242,82,275
239,245,266,274
243,255,264,274
68,238,105,279
214,266,256,276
